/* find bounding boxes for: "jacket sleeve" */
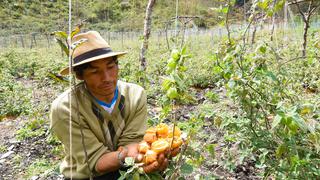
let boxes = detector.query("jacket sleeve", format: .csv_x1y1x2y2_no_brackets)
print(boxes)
117,89,147,146
50,97,109,177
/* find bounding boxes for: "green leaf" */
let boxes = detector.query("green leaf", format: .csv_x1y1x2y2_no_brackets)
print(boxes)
205,144,216,158
167,87,179,99
221,7,228,14
259,46,267,54
171,49,180,61
180,163,193,175
71,24,82,38
274,0,285,12
258,2,268,10
171,73,187,91
47,72,69,83
55,39,69,56
276,143,286,159
167,58,177,69
162,78,173,91
272,114,282,129
133,171,140,180
181,45,187,55
51,31,68,40
265,71,277,81
299,104,313,115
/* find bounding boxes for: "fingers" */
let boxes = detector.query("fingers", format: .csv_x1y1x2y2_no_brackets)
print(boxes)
170,147,180,157
143,153,168,173
135,153,144,162
159,158,168,171
143,161,159,173
157,153,165,164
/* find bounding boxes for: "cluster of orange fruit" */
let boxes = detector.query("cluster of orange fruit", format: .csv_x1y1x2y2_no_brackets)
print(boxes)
138,123,183,165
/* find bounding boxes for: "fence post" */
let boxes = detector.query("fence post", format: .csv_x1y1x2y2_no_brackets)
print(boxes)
30,33,37,49
20,35,25,48
121,30,124,49
46,34,51,48
14,36,18,48
108,31,111,45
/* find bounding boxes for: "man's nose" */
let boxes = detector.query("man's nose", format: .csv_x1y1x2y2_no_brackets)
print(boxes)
101,70,111,81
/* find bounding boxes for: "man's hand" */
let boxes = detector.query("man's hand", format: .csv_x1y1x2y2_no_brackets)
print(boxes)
142,147,180,173
124,143,139,158
168,147,180,157
143,153,169,173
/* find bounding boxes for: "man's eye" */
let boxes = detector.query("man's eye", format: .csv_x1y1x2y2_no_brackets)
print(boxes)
107,65,116,69
89,70,98,73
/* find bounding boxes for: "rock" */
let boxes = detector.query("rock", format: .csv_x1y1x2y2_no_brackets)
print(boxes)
9,139,20,144
0,151,14,159
0,159,6,164
8,145,14,151
31,176,39,180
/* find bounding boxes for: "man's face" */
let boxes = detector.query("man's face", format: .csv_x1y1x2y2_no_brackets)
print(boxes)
80,57,118,102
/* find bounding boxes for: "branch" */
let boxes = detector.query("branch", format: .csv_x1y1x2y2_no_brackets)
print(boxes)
288,0,311,5
295,0,307,22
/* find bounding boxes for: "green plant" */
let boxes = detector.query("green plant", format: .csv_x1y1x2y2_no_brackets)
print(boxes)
16,118,46,140
205,91,219,103
24,158,57,179
212,37,320,178
0,73,33,119
0,145,7,153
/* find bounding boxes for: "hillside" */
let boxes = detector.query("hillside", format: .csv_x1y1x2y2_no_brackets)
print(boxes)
0,0,225,36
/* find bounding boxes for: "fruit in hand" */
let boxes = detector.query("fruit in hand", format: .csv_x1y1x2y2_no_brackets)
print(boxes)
138,141,150,154
156,123,169,138
143,127,157,143
166,136,183,149
151,139,169,154
143,150,158,165
168,126,181,138
138,123,184,166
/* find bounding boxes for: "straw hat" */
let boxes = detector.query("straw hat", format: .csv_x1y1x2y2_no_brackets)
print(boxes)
60,31,127,75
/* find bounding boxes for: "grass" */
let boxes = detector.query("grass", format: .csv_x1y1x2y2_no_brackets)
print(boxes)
23,158,59,179
0,145,7,153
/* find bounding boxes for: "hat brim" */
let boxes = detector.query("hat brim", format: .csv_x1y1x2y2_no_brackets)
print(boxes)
59,51,127,75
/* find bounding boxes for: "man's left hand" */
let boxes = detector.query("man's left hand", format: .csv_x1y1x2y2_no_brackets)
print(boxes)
143,153,168,173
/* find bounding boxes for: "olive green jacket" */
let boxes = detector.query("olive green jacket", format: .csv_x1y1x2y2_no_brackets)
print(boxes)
50,80,147,179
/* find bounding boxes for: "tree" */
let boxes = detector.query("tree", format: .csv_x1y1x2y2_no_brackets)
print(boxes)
139,0,156,73
289,0,320,57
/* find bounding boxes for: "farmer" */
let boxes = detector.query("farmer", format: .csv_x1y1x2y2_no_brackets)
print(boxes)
50,31,177,180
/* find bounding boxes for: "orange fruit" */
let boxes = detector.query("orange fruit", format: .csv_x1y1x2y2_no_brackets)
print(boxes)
138,141,150,154
168,126,181,138
156,123,169,138
143,150,157,164
167,137,183,149
143,132,157,144
151,139,169,154
145,127,156,134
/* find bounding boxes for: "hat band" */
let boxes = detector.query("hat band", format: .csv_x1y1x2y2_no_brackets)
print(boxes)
73,48,113,64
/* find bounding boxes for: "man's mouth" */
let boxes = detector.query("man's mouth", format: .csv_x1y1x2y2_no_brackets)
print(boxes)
99,83,113,89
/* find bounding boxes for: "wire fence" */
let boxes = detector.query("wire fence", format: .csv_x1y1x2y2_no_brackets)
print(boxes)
0,21,319,50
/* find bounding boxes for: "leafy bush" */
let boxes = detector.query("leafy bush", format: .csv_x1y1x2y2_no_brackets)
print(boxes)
212,39,320,179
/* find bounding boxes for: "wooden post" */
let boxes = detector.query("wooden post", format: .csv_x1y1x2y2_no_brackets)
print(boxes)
20,35,25,48
121,30,124,49
139,0,156,72
46,34,51,48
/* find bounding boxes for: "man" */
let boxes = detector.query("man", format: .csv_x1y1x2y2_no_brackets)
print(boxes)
50,31,171,180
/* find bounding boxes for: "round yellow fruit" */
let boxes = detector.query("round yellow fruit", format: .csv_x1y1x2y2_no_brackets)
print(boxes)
151,139,169,154
138,141,150,154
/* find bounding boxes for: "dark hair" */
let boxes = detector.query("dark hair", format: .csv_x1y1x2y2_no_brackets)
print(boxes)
73,56,118,77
